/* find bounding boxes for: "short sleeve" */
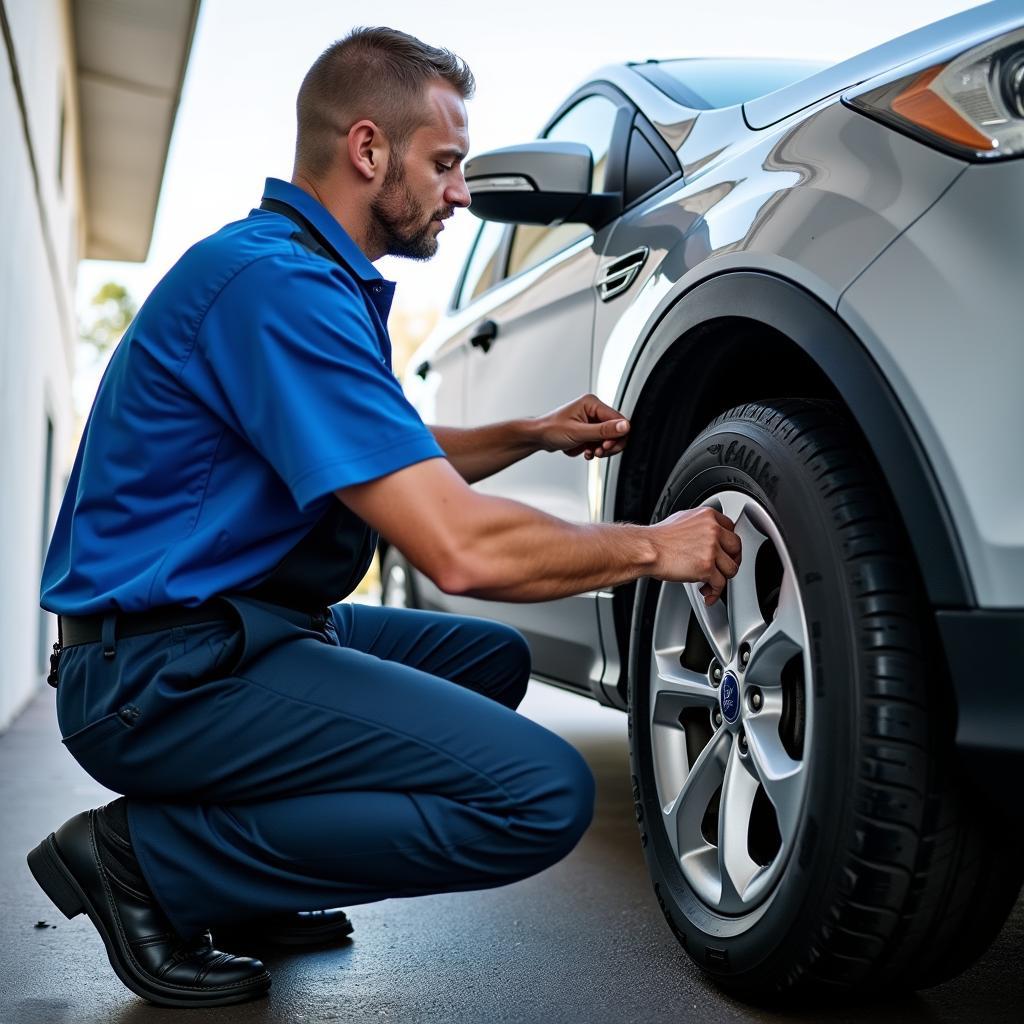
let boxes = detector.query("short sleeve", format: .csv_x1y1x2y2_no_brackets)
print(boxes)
195,253,445,511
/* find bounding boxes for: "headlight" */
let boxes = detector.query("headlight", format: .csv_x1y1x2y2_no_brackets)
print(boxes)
846,27,1024,160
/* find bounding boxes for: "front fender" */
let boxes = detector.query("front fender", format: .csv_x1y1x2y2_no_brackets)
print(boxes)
600,271,972,609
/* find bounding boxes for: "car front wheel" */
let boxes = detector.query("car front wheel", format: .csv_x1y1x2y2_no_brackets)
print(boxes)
627,398,1022,998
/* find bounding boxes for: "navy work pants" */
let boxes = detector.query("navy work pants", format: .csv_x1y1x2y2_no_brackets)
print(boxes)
53,595,596,941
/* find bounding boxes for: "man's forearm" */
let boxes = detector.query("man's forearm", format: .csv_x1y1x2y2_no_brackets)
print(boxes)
447,493,660,602
429,419,544,484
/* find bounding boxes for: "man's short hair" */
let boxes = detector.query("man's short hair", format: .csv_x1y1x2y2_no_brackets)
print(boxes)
295,26,475,177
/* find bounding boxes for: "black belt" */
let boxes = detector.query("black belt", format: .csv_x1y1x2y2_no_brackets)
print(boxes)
50,598,333,689
58,601,236,650
48,601,236,688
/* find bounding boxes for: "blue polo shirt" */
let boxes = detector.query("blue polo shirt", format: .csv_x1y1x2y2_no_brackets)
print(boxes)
41,178,445,615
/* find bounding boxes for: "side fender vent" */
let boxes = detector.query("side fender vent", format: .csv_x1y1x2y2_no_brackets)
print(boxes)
598,246,649,302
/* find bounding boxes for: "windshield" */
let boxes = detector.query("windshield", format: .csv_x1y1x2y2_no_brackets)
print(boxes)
632,58,830,110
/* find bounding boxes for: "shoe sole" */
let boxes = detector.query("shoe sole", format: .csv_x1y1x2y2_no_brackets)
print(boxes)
27,832,271,1008
217,915,355,948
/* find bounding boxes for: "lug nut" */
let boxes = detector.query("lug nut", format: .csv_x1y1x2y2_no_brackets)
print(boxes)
748,689,762,712
738,731,748,755
740,644,751,667
711,664,722,686
713,710,723,727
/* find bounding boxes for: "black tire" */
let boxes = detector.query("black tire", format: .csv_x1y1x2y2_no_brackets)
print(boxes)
627,398,1023,999
380,546,418,609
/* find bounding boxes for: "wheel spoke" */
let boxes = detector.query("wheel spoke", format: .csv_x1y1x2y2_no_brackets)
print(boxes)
653,580,714,671
652,665,719,726
665,729,729,862
726,512,770,654
744,714,805,844
650,716,689,821
684,581,731,666
715,490,749,530
717,742,762,909
744,566,804,685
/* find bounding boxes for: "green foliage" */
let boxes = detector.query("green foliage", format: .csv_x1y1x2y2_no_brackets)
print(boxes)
80,281,137,353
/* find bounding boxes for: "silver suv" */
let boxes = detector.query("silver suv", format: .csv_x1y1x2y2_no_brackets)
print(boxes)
391,0,1024,999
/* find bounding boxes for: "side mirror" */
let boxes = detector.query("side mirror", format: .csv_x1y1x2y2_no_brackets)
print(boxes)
464,140,622,228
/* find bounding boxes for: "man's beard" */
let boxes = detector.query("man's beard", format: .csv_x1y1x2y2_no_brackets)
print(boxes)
368,155,446,261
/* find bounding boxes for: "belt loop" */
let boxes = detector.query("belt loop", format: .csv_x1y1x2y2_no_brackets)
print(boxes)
101,613,117,660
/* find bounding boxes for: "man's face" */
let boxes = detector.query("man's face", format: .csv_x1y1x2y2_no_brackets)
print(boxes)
369,81,471,261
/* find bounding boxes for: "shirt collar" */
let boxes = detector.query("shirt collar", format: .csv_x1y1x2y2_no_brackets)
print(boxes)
261,177,383,283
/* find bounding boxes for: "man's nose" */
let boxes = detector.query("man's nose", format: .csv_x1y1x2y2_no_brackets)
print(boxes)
446,167,471,210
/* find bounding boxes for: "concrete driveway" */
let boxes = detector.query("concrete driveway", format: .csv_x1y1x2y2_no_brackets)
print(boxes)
1,679,1021,1023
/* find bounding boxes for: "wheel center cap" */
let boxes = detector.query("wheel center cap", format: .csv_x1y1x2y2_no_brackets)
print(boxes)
720,671,741,724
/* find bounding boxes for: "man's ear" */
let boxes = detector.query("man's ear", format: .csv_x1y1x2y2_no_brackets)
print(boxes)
347,120,385,181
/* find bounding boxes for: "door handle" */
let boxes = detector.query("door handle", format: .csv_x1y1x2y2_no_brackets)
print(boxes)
469,319,499,354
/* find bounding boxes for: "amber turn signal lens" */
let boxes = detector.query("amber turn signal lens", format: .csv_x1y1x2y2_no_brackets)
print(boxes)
845,26,1024,161
890,64,996,152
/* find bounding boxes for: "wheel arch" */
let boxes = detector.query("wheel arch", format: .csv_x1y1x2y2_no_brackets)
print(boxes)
603,271,973,700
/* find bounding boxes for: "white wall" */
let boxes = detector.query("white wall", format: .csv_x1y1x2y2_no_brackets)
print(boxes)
0,0,80,730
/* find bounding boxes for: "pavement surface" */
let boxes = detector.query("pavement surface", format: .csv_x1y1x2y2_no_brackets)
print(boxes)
1,677,1021,1024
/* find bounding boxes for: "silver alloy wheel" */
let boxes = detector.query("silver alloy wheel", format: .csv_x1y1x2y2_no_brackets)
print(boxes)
383,561,409,608
649,489,813,914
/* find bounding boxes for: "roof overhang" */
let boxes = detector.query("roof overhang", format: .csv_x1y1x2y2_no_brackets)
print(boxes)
73,0,200,261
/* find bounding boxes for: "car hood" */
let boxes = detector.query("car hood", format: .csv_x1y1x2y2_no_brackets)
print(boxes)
745,0,1024,129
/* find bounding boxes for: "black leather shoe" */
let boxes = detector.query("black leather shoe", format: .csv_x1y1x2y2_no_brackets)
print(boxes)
27,808,271,1007
213,907,354,949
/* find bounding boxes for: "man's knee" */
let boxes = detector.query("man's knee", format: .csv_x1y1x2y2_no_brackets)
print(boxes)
543,743,596,857
509,736,595,871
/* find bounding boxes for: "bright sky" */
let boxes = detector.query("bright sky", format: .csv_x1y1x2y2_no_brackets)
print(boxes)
74,0,986,396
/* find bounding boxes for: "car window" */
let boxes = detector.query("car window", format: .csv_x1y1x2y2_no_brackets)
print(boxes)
625,125,673,206
456,220,506,309
507,94,620,279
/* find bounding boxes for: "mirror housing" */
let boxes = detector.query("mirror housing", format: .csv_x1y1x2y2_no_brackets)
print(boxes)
464,140,621,228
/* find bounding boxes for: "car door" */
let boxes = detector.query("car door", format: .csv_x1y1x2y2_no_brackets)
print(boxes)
417,87,636,692
403,217,509,430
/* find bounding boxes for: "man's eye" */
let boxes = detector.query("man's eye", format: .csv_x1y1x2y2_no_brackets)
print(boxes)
436,162,453,173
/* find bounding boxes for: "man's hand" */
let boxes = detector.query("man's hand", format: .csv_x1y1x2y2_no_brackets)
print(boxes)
535,393,630,461
649,507,742,606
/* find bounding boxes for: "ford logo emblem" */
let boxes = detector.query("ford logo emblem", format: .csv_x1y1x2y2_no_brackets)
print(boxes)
720,672,740,724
